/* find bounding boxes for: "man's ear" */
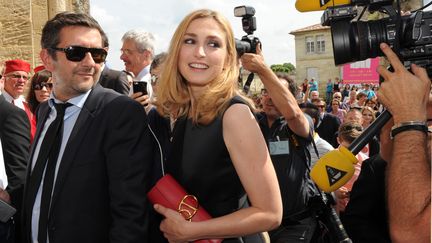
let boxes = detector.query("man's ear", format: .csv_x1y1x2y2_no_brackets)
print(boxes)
40,49,54,72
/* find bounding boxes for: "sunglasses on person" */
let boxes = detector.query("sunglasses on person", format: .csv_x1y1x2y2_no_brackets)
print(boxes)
6,74,30,81
341,124,363,132
33,82,53,90
50,46,107,63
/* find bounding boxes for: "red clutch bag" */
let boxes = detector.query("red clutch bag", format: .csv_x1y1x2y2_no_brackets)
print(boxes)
147,174,222,243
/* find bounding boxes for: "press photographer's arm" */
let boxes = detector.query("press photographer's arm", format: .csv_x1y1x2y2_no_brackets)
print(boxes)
241,44,309,137
376,43,431,243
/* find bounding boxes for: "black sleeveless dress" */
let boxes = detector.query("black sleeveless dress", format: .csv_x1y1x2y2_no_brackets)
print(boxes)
166,97,264,243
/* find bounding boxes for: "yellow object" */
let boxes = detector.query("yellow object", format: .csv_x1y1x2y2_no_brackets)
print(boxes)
295,0,351,12
310,146,358,192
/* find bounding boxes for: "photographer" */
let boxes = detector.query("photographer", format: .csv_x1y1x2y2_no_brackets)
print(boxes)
376,43,431,243
241,44,319,243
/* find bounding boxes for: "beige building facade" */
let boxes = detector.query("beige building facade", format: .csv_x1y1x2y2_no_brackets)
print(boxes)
290,24,340,94
0,0,89,71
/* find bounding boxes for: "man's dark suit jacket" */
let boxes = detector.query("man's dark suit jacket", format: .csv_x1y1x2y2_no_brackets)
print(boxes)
341,155,390,242
22,85,154,243
316,113,341,147
0,94,30,208
98,66,130,95
0,94,30,243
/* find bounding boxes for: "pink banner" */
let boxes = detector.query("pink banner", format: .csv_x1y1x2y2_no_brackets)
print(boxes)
342,57,380,85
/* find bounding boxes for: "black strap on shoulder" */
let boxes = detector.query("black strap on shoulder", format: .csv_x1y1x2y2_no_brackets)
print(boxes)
166,116,187,177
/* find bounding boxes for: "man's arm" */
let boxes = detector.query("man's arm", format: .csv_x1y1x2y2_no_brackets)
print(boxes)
105,96,153,242
241,45,309,137
377,43,431,242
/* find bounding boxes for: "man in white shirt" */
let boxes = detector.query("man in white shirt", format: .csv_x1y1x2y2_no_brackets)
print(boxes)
120,29,155,99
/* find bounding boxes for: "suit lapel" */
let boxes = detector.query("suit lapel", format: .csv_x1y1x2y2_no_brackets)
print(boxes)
23,102,51,230
50,85,104,208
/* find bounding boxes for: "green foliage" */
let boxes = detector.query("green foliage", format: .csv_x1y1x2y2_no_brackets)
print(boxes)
270,62,296,74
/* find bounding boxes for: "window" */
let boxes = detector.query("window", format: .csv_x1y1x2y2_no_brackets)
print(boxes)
306,36,315,54
316,35,325,53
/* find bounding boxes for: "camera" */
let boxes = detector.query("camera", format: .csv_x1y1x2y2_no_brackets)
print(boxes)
234,6,261,56
321,0,432,75
309,193,352,243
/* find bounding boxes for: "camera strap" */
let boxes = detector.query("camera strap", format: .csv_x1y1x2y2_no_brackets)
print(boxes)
242,72,255,94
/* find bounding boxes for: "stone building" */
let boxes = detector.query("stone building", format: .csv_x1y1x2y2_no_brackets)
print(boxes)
290,24,339,94
0,0,89,70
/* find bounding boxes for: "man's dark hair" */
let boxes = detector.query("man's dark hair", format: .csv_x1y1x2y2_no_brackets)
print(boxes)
150,52,167,72
299,102,320,129
41,11,107,58
102,33,109,48
275,72,298,97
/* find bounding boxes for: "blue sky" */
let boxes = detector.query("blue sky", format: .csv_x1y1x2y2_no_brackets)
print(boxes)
89,0,323,70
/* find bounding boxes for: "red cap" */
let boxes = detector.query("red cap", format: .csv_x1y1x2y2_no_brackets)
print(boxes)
33,65,45,73
4,59,31,74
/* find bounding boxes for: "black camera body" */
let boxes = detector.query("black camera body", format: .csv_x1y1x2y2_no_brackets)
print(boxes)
309,193,352,243
322,0,432,75
234,6,261,56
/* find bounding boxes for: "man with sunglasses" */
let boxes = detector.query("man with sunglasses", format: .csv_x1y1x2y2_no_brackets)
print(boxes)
22,12,153,243
311,98,341,147
242,45,319,242
2,59,36,142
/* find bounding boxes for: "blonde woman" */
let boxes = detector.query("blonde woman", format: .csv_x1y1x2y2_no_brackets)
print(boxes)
153,9,282,243
335,122,368,213
361,106,376,128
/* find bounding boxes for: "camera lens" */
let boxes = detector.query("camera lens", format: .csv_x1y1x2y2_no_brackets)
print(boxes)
331,18,390,65
235,39,251,57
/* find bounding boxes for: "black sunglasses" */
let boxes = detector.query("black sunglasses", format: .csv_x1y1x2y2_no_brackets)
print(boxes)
50,46,107,63
342,124,363,132
33,82,53,90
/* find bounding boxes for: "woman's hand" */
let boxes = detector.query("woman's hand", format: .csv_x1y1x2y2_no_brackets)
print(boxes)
154,204,192,243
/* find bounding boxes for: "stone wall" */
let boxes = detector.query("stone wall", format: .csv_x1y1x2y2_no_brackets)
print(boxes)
0,0,34,65
0,0,89,71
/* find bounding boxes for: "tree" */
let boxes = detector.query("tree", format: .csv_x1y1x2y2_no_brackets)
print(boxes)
270,63,296,74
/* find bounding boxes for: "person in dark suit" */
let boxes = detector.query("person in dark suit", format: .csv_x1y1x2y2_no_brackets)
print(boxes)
312,98,341,147
0,92,30,243
98,66,130,95
341,154,390,243
22,12,153,243
98,33,130,95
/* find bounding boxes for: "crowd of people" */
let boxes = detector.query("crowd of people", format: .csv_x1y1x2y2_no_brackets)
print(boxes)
0,9,430,243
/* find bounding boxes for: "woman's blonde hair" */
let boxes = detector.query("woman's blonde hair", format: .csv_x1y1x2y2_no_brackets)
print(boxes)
361,106,376,122
155,9,254,125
